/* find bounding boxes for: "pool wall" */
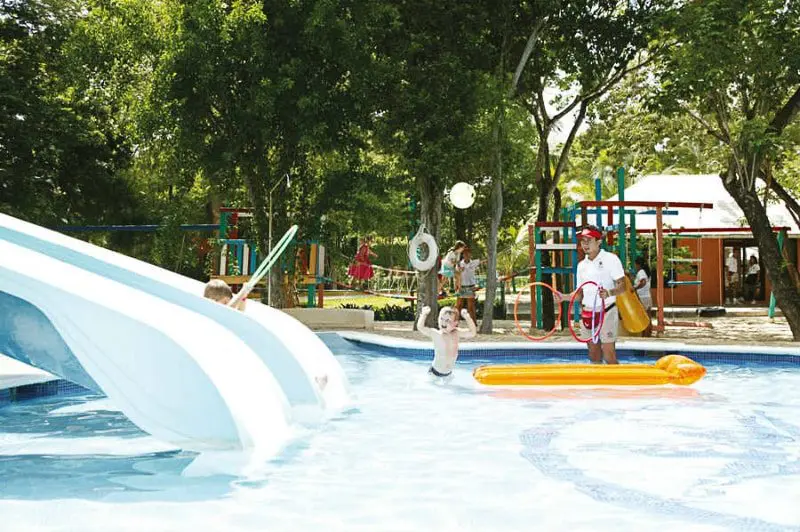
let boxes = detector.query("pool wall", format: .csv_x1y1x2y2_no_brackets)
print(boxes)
333,332,800,366
0,379,92,407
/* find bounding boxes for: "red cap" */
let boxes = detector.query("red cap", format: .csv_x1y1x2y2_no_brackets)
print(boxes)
579,228,603,240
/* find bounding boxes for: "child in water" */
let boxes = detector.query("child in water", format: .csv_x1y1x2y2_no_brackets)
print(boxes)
416,305,477,379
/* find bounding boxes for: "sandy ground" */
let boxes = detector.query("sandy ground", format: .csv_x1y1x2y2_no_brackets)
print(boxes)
361,316,799,348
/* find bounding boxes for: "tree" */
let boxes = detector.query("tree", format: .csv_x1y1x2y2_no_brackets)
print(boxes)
564,71,726,195
510,0,671,330
653,0,800,339
370,0,499,327
158,0,378,303
0,0,140,226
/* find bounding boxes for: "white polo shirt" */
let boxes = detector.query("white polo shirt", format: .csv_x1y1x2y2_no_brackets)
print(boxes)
459,259,480,286
576,249,626,311
634,268,651,300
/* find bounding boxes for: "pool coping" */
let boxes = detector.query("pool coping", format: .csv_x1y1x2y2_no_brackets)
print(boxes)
334,331,800,365
336,331,800,355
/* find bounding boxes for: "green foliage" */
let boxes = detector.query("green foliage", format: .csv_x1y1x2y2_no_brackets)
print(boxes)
652,0,800,171
5,0,799,319
338,303,414,321
0,0,140,225
563,71,727,199
338,296,505,321
512,0,674,219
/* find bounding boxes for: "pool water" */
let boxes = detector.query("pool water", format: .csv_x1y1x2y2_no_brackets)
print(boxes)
0,336,799,532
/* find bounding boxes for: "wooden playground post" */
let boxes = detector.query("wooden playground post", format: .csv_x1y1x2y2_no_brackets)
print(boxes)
528,224,536,331
655,207,665,336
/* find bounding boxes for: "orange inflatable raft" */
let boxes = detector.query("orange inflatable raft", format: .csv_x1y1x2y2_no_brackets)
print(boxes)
473,354,706,386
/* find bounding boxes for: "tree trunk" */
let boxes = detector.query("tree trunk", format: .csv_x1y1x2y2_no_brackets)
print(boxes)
454,207,467,243
480,168,503,334
536,177,557,331
244,158,284,307
415,176,443,330
722,171,800,339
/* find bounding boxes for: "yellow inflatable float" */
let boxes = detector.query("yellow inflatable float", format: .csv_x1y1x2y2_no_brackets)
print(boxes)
616,277,651,334
473,354,706,386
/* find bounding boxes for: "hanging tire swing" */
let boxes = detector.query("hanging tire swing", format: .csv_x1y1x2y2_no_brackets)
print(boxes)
408,224,439,271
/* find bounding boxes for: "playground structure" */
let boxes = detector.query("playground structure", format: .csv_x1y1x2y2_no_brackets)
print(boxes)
212,207,330,308
212,208,261,293
282,239,327,308
529,168,799,335
531,167,712,336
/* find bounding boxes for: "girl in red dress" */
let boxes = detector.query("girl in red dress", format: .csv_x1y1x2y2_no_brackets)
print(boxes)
348,236,378,286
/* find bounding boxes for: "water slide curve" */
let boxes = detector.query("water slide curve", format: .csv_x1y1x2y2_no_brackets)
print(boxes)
0,213,349,453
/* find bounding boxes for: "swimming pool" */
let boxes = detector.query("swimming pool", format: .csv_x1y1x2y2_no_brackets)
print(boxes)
0,334,798,531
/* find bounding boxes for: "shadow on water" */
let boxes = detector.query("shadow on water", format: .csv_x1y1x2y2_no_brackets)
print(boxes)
0,450,239,502
0,391,365,502
0,395,243,501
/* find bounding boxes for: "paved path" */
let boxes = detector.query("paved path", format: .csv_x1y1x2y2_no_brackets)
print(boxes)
369,316,798,348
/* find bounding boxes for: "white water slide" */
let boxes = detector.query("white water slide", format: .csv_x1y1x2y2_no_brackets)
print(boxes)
0,213,349,453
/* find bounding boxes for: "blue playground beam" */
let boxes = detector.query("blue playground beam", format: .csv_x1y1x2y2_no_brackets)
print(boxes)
581,208,679,216
55,224,221,233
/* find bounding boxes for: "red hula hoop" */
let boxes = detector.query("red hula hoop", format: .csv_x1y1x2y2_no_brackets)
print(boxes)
514,282,562,341
568,281,606,344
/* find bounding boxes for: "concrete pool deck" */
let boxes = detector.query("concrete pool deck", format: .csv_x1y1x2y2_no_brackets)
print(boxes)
335,315,800,350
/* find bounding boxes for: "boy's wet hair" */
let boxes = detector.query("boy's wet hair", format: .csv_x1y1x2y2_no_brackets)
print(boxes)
438,306,458,329
204,279,233,301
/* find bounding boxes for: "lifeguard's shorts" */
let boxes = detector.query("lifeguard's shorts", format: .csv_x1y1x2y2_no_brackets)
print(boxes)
580,306,619,344
457,284,476,298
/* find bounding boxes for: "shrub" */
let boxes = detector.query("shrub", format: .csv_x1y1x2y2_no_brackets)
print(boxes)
338,298,506,321
338,303,414,321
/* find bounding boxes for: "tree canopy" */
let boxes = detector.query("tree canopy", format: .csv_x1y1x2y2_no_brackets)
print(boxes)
3,0,800,335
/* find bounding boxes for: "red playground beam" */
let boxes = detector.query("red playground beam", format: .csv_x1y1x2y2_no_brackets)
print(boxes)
637,227,791,234
578,201,714,209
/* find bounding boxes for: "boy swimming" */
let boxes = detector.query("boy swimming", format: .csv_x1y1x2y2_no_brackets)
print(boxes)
416,305,476,379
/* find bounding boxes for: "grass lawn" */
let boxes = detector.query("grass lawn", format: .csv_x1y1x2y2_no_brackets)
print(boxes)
297,293,465,310
295,294,413,309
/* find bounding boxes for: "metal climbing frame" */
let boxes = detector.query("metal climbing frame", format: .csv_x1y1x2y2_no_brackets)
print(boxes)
575,201,714,336
530,221,578,330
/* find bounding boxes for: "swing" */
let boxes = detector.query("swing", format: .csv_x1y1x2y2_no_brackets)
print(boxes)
666,207,704,305
663,208,713,328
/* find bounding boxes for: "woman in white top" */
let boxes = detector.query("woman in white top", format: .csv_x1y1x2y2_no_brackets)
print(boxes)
438,240,466,295
743,255,760,304
455,247,481,323
634,257,653,337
